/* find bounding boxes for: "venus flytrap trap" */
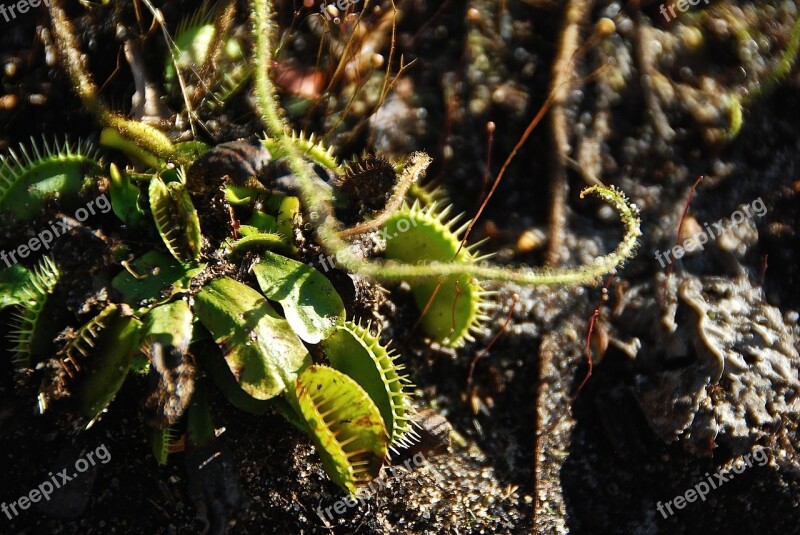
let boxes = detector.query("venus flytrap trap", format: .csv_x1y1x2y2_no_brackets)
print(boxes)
381,200,493,347
0,0,640,504
322,321,414,446
8,256,60,368
148,171,203,264
0,137,102,220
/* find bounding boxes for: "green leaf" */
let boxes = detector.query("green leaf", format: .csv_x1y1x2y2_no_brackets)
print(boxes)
59,304,120,380
277,196,300,254
112,251,204,308
225,232,289,258
142,300,194,350
248,210,278,233
100,128,160,168
0,264,33,311
286,365,388,493
194,277,311,400
225,185,264,206
164,22,215,94
109,163,147,226
199,341,273,415
251,251,345,344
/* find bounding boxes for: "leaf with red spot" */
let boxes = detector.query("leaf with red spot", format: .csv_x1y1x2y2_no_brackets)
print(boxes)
285,365,388,493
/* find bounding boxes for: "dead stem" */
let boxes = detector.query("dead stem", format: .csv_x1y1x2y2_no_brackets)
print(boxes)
545,0,593,267
339,152,431,238
537,0,592,528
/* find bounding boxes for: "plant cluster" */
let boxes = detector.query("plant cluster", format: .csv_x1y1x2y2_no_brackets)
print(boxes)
0,0,641,496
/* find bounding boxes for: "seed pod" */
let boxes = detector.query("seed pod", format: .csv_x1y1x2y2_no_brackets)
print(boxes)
338,157,397,214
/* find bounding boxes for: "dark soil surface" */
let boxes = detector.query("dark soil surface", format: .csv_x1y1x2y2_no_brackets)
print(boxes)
3,1,800,534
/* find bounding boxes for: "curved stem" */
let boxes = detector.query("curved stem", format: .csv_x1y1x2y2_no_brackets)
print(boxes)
250,0,641,287
338,186,641,285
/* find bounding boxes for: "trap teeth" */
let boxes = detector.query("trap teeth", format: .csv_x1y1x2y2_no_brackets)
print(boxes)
382,203,491,348
322,321,414,444
9,256,60,367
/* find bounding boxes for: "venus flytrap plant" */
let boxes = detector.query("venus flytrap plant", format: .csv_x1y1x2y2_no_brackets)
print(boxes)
0,125,413,493
0,135,408,495
0,0,641,501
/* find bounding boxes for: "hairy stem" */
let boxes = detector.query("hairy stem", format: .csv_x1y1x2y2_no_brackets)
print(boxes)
341,186,640,285
251,0,350,253
250,0,640,286
48,0,189,165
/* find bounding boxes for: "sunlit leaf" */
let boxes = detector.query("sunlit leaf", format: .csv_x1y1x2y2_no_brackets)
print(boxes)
251,251,345,344
194,277,310,400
